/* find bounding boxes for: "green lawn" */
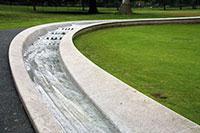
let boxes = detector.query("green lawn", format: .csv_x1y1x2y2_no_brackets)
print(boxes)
74,24,200,125
1,4,200,30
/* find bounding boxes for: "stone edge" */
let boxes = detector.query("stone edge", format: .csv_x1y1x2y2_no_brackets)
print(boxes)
8,20,100,133
59,17,200,133
8,17,200,133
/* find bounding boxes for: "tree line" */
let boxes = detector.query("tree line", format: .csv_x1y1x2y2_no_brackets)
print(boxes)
0,0,199,14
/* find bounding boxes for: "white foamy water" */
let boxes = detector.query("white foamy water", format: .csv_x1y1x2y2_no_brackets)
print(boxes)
23,23,119,133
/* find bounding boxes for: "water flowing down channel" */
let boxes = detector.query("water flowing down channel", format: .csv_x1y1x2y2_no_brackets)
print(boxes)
23,23,119,133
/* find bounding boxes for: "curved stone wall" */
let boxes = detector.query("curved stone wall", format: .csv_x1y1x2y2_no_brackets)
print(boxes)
9,17,200,133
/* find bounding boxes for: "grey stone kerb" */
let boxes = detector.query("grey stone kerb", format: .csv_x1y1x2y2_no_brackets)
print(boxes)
9,17,200,133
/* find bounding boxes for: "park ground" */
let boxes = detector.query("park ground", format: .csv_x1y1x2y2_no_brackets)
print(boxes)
75,24,200,125
1,4,200,30
0,4,200,126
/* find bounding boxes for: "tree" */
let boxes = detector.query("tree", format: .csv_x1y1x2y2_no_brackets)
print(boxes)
179,0,182,10
192,0,198,9
33,0,37,11
88,0,98,14
119,0,132,15
163,0,166,10
28,0,37,11
80,0,85,11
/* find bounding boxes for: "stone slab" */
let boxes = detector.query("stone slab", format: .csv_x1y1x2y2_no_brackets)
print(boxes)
9,17,200,133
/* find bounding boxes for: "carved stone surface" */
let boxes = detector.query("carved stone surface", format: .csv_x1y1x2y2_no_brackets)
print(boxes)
9,17,200,133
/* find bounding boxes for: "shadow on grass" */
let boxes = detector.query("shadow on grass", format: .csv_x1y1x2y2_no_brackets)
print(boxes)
36,10,113,15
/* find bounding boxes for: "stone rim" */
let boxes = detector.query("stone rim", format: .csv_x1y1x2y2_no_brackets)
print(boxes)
9,17,200,133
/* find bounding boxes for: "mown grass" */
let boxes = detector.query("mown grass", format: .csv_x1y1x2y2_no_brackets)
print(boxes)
1,4,200,30
75,24,200,125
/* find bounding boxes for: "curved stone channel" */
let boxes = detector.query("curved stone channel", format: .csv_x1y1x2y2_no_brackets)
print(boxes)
23,23,119,133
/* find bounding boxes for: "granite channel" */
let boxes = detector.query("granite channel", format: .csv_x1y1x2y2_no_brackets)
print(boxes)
9,18,200,133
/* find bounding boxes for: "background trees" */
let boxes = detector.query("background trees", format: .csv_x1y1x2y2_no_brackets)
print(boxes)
119,0,132,15
0,0,199,13
88,0,98,13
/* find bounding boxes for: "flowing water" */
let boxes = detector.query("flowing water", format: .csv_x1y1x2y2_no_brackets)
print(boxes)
23,23,119,133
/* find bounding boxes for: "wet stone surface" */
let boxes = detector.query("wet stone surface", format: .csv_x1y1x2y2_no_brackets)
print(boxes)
23,24,119,133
